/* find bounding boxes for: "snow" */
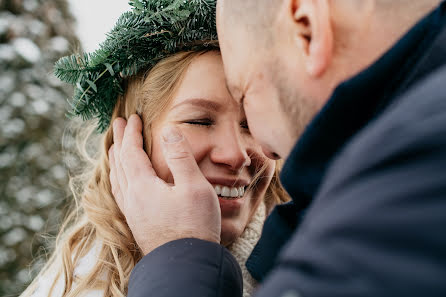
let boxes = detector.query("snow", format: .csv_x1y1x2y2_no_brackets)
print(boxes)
2,118,26,138
3,227,27,246
10,92,27,108
0,105,13,123
25,83,45,100
16,269,32,284
24,143,44,161
28,20,47,37
0,75,15,94
16,187,35,204
0,248,16,266
23,0,39,12
0,152,16,168
0,44,16,62
50,36,69,53
12,38,41,64
51,165,67,180
35,189,55,207
0,12,13,35
0,214,13,231
32,99,50,115
47,6,64,25
27,215,45,231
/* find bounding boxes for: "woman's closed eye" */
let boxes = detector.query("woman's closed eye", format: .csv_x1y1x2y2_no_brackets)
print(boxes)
184,118,214,126
183,119,250,131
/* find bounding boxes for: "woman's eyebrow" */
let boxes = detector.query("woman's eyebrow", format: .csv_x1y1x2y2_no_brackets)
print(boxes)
171,98,223,112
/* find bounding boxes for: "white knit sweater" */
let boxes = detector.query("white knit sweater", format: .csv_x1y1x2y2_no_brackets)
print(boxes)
28,203,266,297
228,201,266,297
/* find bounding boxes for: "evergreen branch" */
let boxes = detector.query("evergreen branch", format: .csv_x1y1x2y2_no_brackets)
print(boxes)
56,0,217,132
54,54,92,84
144,29,171,38
73,61,117,114
143,0,184,23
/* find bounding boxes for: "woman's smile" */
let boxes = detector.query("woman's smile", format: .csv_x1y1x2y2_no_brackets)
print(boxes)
213,185,246,199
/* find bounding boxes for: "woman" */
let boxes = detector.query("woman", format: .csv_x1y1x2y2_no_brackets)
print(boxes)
21,1,289,297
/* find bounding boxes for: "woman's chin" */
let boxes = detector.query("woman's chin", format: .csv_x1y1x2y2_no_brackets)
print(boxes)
220,219,245,247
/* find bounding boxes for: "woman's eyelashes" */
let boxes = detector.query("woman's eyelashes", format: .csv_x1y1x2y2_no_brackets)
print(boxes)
184,119,250,132
184,118,214,126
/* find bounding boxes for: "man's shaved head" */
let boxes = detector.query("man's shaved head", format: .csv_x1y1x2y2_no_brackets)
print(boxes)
222,0,439,20
221,0,438,49
223,0,277,25
220,0,278,45
217,0,441,158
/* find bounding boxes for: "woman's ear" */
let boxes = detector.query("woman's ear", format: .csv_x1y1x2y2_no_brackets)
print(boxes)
290,0,333,77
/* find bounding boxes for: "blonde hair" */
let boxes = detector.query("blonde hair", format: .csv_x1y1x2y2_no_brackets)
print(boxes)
22,49,290,297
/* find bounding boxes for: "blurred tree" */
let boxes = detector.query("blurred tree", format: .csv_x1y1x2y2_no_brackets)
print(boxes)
0,0,79,295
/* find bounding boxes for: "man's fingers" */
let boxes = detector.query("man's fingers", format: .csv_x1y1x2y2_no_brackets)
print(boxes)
120,114,157,180
122,114,144,148
109,145,124,210
113,117,126,147
113,118,128,192
161,126,206,186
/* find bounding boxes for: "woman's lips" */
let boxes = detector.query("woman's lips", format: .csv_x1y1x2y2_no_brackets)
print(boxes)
206,178,250,213
206,177,250,199
218,194,245,214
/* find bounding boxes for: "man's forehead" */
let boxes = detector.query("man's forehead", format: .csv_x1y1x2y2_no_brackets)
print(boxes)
220,50,243,95
222,53,260,104
225,79,241,101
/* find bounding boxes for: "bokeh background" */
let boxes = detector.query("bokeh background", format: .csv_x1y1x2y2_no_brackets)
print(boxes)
0,0,127,295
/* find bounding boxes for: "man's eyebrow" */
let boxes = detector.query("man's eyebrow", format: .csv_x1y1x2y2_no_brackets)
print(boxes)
171,98,223,112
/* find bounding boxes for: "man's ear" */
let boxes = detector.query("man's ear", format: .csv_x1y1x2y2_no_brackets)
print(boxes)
290,0,333,77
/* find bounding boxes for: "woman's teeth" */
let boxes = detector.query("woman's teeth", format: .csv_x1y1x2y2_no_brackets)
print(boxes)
214,185,245,199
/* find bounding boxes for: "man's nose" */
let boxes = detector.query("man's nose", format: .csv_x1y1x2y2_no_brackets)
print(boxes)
210,129,251,171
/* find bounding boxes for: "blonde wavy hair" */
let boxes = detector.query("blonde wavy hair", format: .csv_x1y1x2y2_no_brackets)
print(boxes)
21,49,290,297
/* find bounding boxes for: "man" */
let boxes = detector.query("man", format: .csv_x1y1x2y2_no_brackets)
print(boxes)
110,0,446,296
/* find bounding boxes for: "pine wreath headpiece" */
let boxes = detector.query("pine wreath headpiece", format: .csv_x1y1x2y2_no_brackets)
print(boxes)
54,0,217,132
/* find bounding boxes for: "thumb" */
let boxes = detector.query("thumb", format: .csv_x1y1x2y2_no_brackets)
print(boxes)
161,126,206,186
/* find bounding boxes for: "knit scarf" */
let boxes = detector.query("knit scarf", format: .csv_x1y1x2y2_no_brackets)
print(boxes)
228,201,266,297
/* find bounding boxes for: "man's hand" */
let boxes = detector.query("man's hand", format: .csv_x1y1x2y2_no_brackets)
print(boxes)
108,114,221,255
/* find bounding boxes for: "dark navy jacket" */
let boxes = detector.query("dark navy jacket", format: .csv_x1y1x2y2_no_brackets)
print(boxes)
128,3,446,297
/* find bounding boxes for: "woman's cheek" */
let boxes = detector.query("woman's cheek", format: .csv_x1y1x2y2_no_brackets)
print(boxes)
150,124,210,183
180,127,212,163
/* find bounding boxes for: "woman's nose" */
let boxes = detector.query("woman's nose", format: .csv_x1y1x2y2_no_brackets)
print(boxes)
210,129,251,171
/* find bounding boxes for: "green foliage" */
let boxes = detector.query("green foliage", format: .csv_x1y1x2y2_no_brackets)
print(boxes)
54,0,217,132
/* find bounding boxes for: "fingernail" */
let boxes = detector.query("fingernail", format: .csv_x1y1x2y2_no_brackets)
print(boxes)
113,118,121,131
130,114,138,122
162,126,183,143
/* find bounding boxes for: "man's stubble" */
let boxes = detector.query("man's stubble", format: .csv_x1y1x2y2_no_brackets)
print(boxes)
270,58,323,142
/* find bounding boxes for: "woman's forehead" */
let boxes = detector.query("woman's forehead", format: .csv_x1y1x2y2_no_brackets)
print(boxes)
170,52,239,111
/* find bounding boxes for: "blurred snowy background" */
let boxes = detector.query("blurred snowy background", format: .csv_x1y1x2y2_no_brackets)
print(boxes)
0,0,128,295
